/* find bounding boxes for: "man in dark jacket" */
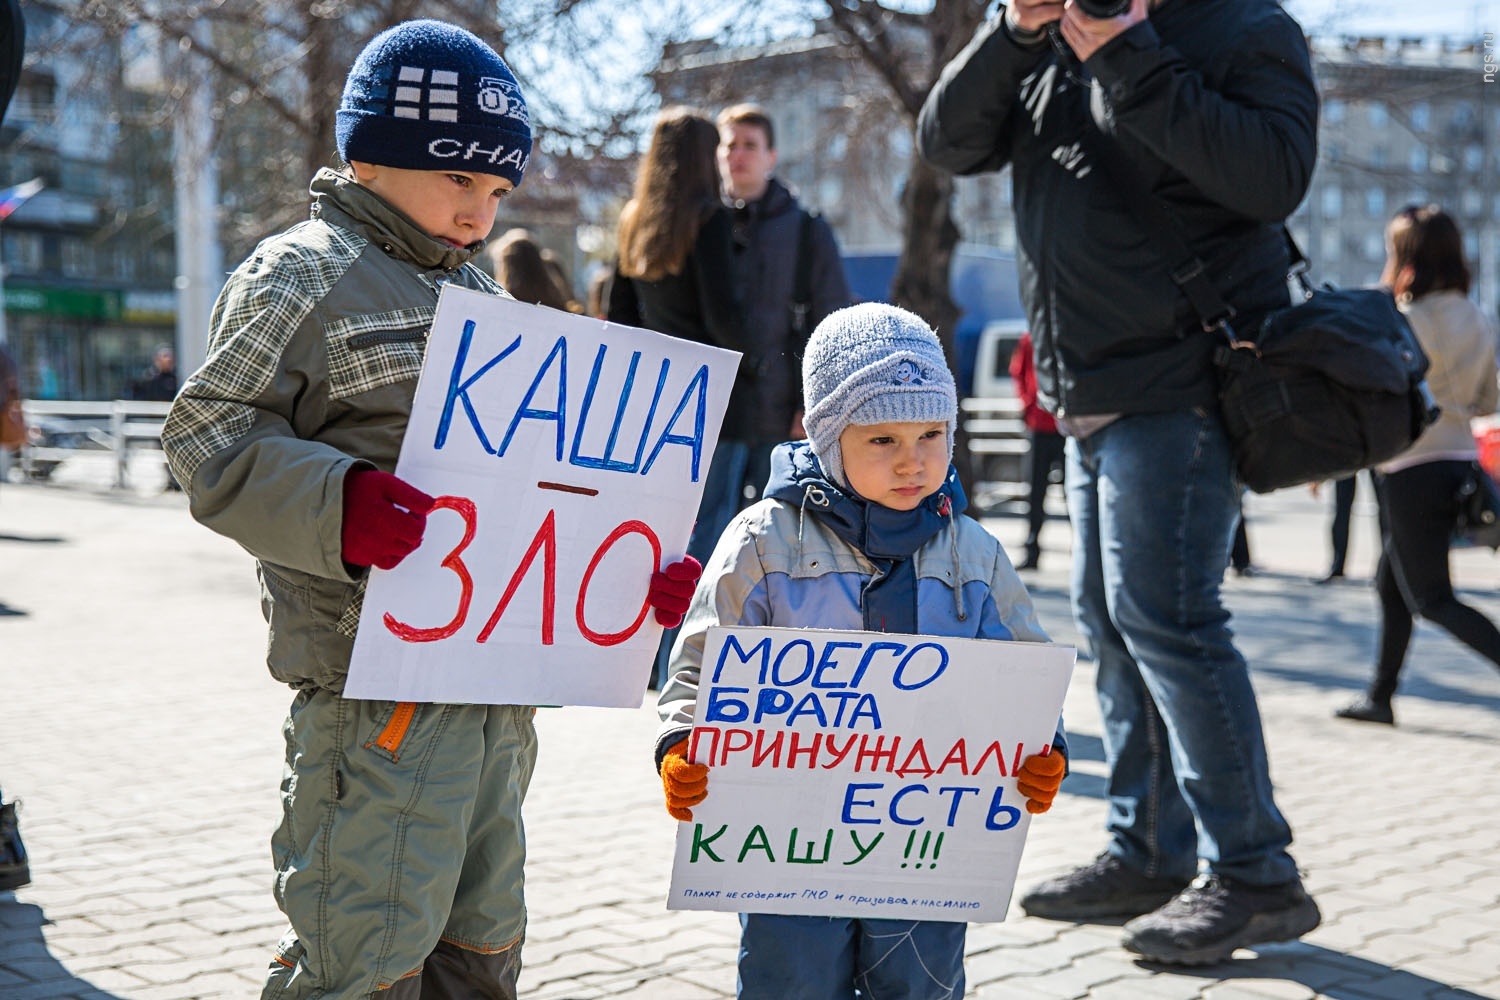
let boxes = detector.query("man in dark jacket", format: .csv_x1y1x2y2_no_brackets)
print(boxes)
128,345,178,403
919,0,1320,965
717,104,852,505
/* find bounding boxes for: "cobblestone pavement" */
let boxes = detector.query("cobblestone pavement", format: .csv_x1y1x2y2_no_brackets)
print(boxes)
2,459,1497,998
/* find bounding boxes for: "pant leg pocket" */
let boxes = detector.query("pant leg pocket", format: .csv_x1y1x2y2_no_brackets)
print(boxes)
363,701,422,762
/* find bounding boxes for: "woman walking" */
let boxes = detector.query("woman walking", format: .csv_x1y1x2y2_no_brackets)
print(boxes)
1338,205,1500,724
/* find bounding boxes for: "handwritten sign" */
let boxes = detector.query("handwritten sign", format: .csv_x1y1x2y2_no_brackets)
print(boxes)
344,287,740,707
668,626,1075,922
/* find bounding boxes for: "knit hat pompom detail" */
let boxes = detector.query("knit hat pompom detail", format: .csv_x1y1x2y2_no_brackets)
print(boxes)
801,303,958,489
336,20,532,188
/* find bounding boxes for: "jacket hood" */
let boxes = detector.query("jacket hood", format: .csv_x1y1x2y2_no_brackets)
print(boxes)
764,439,967,560
309,167,483,272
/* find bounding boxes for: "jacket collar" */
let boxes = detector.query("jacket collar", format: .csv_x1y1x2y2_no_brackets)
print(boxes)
308,167,483,272
765,440,966,560
726,176,797,223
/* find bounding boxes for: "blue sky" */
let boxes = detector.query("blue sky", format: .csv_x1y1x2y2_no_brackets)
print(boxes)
518,1,1496,150
1282,0,1499,38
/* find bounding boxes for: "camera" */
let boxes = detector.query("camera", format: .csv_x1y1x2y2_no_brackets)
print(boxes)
1073,0,1131,17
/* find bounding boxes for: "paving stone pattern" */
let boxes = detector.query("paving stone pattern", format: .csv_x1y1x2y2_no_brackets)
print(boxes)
1,465,1496,998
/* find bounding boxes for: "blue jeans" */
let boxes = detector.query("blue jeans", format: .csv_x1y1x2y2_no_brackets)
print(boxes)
737,913,965,1000
1064,409,1297,886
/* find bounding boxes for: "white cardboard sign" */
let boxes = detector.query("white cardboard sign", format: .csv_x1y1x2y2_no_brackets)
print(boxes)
668,626,1075,922
344,287,740,707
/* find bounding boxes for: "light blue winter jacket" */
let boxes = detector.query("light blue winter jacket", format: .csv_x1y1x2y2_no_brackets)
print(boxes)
655,440,1066,766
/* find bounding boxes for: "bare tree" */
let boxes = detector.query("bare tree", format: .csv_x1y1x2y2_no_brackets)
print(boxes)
819,2,988,345
29,0,539,260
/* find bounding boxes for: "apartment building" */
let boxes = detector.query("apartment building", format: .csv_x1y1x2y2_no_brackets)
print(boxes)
0,7,177,400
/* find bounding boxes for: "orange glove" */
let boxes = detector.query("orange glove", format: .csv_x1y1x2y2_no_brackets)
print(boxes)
1017,751,1066,814
660,737,709,821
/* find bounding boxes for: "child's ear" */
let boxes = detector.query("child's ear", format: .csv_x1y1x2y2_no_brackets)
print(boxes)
349,160,379,183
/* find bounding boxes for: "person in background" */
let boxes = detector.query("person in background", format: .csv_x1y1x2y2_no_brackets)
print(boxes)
919,0,1320,964
1314,474,1359,583
608,106,748,689
584,267,611,320
715,103,854,508
1,348,32,893
488,228,580,313
656,303,1067,1000
539,247,581,313
1230,498,1255,577
1,343,23,476
1009,330,1064,570
1337,205,1500,726
129,344,178,402
1,0,33,893
129,345,182,490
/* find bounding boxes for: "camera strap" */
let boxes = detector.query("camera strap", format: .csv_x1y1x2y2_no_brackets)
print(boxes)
1076,124,1242,339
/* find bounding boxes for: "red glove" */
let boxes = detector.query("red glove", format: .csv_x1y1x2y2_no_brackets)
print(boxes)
648,555,702,628
1017,751,1066,815
661,737,709,821
341,468,436,570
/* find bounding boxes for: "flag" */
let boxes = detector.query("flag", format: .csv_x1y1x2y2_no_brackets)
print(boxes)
0,178,43,221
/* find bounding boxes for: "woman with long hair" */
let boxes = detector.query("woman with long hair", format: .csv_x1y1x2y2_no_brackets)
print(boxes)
609,107,742,350
1338,205,1500,724
608,106,747,689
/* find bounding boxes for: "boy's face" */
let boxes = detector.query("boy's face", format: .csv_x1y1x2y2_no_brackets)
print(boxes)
350,162,514,249
837,420,948,511
718,122,776,202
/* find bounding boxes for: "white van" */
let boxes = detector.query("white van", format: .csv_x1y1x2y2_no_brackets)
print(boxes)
968,318,1030,400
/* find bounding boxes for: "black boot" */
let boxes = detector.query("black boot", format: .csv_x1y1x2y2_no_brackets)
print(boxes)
1018,542,1041,571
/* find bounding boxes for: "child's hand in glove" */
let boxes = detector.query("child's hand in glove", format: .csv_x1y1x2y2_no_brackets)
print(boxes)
660,736,709,821
648,555,702,628
1017,750,1066,814
341,468,435,570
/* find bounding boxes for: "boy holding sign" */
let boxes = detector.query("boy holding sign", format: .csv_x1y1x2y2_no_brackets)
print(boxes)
163,21,695,999
654,303,1068,998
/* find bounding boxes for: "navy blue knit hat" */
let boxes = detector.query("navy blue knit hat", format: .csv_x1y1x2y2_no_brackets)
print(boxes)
336,20,532,187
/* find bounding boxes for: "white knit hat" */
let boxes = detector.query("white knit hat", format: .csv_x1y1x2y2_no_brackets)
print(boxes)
801,303,957,488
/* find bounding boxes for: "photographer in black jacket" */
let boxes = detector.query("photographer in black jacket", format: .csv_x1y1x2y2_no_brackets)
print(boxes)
919,0,1320,965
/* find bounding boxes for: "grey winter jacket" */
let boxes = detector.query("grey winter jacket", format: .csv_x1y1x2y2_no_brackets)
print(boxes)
162,168,508,693
917,0,1318,419
656,441,1065,766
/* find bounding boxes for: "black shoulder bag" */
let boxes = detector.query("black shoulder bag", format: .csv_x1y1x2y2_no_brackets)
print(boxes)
1084,134,1439,494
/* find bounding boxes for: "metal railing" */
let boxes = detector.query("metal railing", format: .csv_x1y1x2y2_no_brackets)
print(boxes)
18,399,172,489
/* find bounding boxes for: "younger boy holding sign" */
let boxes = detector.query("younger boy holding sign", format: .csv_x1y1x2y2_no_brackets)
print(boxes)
164,21,695,999
654,303,1067,998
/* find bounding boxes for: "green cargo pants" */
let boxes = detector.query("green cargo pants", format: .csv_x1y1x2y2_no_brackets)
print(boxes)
263,691,537,999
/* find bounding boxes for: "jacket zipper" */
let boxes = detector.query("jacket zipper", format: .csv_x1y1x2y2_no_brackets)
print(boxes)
367,702,417,758
348,328,426,350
